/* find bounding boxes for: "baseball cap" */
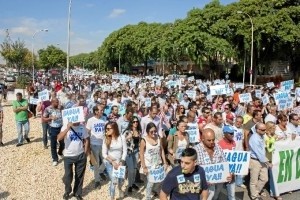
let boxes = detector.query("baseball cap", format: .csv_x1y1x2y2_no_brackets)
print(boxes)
223,125,235,134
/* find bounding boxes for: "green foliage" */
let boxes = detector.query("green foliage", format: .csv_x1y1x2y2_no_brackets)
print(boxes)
16,75,31,89
38,45,66,70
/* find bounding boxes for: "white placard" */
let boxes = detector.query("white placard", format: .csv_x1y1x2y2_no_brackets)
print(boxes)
112,166,126,179
274,92,290,104
38,89,49,101
62,106,85,124
144,98,151,108
223,150,250,175
235,83,244,89
210,84,230,96
148,166,165,183
29,97,39,105
267,82,275,88
262,95,270,106
295,88,300,97
185,90,196,100
239,93,252,103
202,162,230,184
255,89,262,99
199,84,207,92
280,80,294,92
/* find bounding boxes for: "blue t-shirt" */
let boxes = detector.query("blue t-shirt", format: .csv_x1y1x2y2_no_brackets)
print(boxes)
161,165,208,200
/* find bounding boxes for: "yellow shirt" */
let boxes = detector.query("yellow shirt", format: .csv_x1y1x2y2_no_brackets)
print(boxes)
243,114,252,125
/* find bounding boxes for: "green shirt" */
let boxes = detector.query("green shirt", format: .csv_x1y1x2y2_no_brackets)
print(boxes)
12,99,29,122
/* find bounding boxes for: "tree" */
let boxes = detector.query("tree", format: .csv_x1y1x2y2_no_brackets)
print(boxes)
38,45,66,71
0,38,28,74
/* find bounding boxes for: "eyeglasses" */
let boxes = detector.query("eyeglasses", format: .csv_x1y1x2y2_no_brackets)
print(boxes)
149,130,157,134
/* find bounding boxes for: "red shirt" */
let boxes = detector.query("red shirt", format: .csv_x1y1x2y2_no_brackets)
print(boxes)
218,139,236,150
198,116,207,126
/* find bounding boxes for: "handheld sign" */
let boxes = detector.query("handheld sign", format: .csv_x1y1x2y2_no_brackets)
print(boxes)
112,166,126,179
199,84,207,92
235,83,244,90
187,76,194,82
278,99,287,111
202,162,230,184
280,80,294,92
38,90,49,101
255,90,262,99
62,106,85,124
144,98,151,108
29,97,39,105
262,95,269,106
296,87,300,97
148,166,165,183
185,90,196,100
274,92,289,104
239,93,252,104
266,82,275,88
210,84,229,96
223,150,250,175
286,98,293,109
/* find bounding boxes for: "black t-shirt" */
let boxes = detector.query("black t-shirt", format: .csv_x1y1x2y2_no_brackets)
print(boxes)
161,165,208,200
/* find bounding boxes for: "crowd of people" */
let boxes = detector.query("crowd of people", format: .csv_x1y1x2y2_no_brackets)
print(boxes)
4,74,300,200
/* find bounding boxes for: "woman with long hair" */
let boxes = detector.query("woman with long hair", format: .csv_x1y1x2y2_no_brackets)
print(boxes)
123,116,142,194
175,105,185,121
265,121,282,200
275,114,295,140
140,122,168,200
102,122,127,200
167,119,189,167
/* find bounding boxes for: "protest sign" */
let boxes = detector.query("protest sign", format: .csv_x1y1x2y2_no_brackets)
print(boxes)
239,93,252,103
148,166,165,183
210,84,230,96
286,98,294,109
262,95,270,106
62,106,84,124
185,90,196,100
278,99,287,111
144,98,151,108
202,162,230,184
274,92,289,104
199,84,207,92
296,88,300,97
267,82,275,88
235,83,244,89
112,74,119,80
38,90,49,101
112,166,126,179
280,80,294,92
223,150,250,175
167,80,180,88
187,76,194,82
271,138,300,195
29,97,39,105
255,89,262,99
186,123,200,143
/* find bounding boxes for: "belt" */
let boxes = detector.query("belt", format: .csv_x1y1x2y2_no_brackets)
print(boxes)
251,157,259,161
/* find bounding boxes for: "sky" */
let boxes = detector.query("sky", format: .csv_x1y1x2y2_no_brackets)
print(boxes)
0,0,236,64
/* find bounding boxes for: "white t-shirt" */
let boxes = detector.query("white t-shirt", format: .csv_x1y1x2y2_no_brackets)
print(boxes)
62,124,89,157
275,125,294,140
287,123,300,136
233,126,244,151
102,135,127,162
264,114,277,123
175,139,188,159
86,116,107,146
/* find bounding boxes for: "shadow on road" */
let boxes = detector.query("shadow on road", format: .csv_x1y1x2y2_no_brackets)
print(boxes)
0,191,10,199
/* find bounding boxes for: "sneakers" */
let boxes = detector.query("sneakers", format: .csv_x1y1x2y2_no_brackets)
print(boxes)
94,181,101,189
127,187,132,193
0,142,4,147
237,184,247,189
100,173,107,181
16,143,23,147
25,138,30,143
63,193,70,200
52,161,58,166
132,184,139,190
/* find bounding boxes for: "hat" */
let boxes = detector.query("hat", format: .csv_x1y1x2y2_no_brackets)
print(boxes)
226,113,234,121
223,125,235,134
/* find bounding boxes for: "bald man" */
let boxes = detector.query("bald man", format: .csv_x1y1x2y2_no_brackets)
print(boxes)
42,98,64,166
248,122,271,200
193,128,232,200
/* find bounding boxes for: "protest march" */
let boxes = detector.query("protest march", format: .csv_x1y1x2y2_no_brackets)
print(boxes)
1,73,300,200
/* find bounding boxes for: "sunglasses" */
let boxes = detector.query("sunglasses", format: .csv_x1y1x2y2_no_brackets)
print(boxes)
106,127,112,131
180,108,184,110
204,112,211,114
132,121,139,123
259,129,266,132
149,130,157,134
224,107,229,110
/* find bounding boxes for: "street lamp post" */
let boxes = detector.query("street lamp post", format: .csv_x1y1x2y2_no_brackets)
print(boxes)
66,0,72,82
237,11,254,86
32,29,48,82
118,52,121,74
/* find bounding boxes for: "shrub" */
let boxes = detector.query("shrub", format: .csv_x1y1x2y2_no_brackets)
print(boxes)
16,75,31,89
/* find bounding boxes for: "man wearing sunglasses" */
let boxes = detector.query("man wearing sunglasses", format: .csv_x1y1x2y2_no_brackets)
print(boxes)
248,123,271,200
287,113,300,136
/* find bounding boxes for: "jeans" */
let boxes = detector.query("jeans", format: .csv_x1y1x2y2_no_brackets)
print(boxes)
16,120,30,144
235,175,244,186
126,150,139,188
41,122,49,147
226,181,236,200
90,144,105,182
212,183,224,200
145,166,161,200
63,152,87,196
104,160,124,199
49,126,64,162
